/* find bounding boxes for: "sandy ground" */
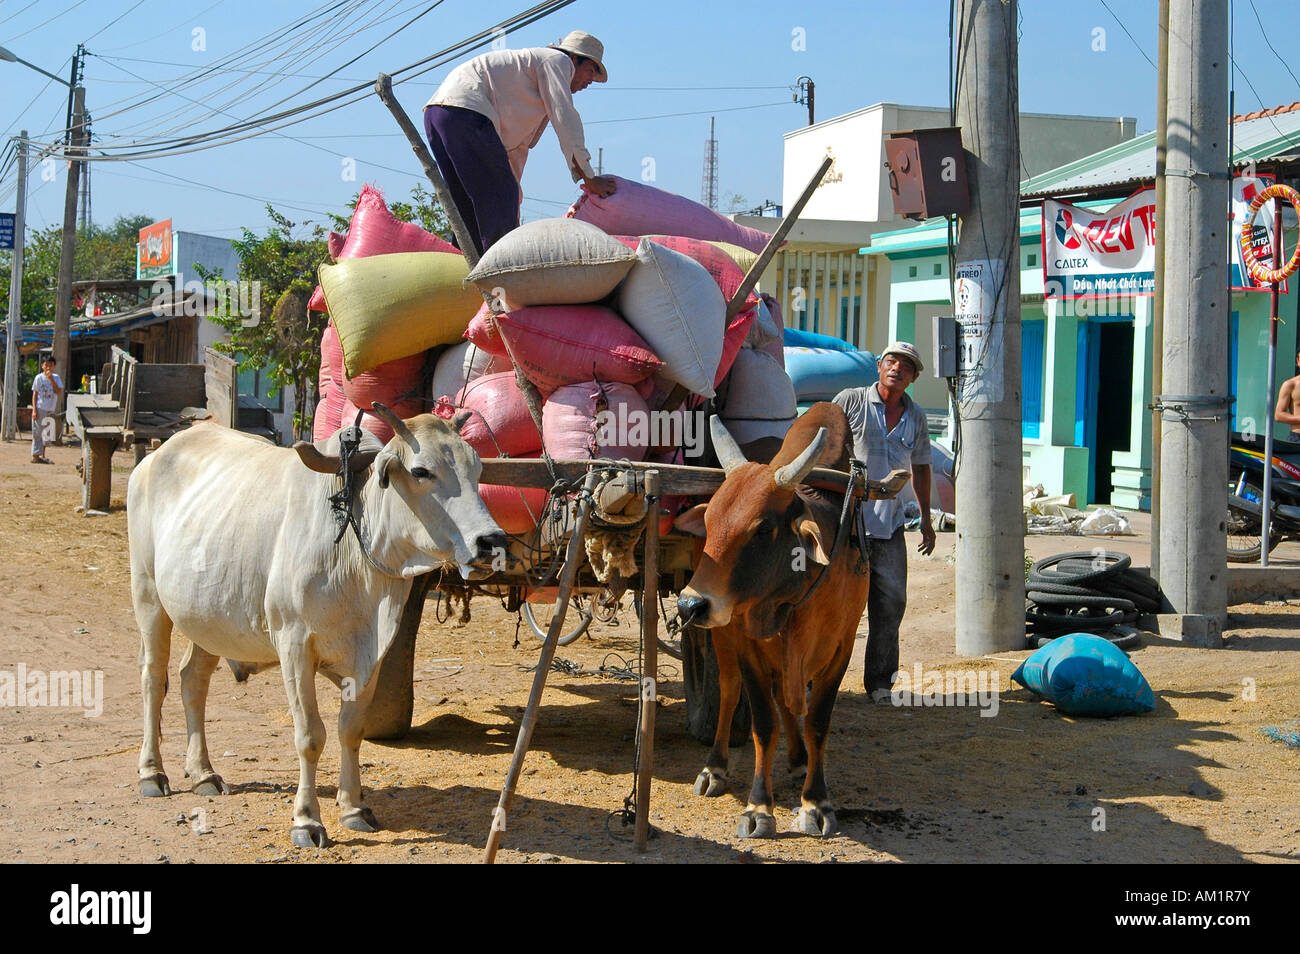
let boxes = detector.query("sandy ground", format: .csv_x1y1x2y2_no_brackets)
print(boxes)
1,434,1298,865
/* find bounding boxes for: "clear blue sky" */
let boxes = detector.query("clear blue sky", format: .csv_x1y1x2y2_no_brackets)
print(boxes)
2,0,1298,240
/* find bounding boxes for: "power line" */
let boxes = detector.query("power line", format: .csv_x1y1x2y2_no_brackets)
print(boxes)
18,0,578,161
586,100,790,125
2,0,91,42
1097,0,1157,70
81,0,150,44
1246,0,1300,95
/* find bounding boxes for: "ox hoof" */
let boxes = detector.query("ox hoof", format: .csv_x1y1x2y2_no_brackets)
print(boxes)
341,807,380,833
193,774,231,796
793,806,838,838
139,774,171,798
736,811,776,839
693,769,727,798
290,823,331,849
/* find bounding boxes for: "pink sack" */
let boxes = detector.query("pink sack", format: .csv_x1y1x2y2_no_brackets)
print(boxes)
715,306,757,387
478,452,548,534
496,305,661,395
340,351,426,413
543,381,649,461
569,176,776,254
309,184,460,312
455,372,542,458
339,395,424,445
463,301,508,357
327,231,345,260
313,380,347,440
613,235,758,312
320,321,344,384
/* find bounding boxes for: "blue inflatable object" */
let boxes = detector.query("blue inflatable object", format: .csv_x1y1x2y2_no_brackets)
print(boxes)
1012,633,1155,716
784,347,878,402
782,327,858,351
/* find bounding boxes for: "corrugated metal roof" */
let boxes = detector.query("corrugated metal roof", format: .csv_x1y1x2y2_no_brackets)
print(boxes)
1020,103,1300,198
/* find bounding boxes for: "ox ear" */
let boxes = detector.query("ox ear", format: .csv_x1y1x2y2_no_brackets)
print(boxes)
672,503,708,538
793,515,831,565
376,451,401,489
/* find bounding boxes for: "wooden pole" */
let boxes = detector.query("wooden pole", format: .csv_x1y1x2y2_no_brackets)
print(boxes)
725,155,832,320
634,470,661,851
483,470,599,864
374,73,481,270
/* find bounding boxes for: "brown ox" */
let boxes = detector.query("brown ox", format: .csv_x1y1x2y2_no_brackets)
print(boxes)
674,403,867,838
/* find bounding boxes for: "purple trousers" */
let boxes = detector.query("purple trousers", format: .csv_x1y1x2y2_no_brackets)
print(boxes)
424,105,520,257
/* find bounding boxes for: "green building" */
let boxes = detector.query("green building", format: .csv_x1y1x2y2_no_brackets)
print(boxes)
862,103,1300,511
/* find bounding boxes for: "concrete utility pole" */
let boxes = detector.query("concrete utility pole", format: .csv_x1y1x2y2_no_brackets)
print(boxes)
1157,0,1230,625
953,0,1024,656
1150,0,1170,578
52,84,85,429
3,132,28,442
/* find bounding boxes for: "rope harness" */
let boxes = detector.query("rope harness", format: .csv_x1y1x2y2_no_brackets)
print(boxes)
326,409,406,578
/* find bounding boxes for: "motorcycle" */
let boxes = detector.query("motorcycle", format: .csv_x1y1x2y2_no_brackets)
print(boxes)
1226,431,1300,561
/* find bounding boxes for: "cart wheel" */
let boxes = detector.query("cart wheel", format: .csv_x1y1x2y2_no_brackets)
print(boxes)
521,598,594,646
681,626,750,747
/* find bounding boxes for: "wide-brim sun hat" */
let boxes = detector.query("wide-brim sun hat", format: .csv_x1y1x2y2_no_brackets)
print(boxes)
550,30,608,82
879,340,924,375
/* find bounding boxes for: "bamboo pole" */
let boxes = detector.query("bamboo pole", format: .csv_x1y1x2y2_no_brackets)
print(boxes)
483,470,599,864
634,470,661,851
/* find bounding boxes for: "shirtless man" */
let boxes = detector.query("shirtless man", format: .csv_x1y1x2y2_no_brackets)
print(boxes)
1274,351,1300,437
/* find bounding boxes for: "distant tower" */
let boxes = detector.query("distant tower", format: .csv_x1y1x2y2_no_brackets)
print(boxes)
701,116,718,210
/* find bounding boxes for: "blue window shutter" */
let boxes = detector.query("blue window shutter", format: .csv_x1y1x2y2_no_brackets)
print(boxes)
1022,320,1044,439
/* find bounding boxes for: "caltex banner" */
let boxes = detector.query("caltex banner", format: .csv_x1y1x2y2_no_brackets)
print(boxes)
1231,174,1287,292
1042,188,1156,299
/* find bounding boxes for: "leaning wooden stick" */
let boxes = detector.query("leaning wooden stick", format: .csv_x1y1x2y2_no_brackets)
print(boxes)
483,470,600,864
374,72,481,270
634,469,661,852
373,71,547,441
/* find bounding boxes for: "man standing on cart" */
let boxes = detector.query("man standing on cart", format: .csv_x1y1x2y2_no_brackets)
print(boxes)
834,342,935,702
422,30,619,257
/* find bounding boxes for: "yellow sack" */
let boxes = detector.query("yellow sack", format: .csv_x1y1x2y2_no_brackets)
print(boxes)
319,251,480,378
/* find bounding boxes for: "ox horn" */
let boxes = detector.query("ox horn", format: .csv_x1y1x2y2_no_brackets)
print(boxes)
293,441,379,474
370,402,415,444
709,415,748,474
773,427,827,489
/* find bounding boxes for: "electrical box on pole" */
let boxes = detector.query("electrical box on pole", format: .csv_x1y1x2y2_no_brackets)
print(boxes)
884,127,970,220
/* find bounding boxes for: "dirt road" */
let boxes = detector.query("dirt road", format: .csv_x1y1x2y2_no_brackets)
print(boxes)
1,436,1298,863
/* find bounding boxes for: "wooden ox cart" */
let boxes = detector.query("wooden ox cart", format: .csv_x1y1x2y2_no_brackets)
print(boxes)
363,454,908,861
366,79,865,861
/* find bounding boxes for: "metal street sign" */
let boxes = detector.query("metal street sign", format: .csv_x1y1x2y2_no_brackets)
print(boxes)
0,212,14,250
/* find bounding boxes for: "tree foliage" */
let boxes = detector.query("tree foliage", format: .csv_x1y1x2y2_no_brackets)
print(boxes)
204,184,449,440
0,214,156,324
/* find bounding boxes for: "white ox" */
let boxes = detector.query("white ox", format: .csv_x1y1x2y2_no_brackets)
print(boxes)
127,406,506,847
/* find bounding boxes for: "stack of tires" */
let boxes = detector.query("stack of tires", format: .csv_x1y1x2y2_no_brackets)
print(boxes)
1025,551,1165,647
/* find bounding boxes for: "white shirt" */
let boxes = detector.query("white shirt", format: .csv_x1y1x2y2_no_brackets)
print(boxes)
427,47,596,184
834,384,931,539
33,372,62,413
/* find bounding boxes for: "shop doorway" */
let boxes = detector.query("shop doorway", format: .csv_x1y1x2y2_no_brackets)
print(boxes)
1075,318,1135,504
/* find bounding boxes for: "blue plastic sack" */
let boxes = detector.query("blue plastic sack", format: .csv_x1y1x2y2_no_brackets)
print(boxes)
782,327,859,351
1011,633,1155,716
784,347,878,401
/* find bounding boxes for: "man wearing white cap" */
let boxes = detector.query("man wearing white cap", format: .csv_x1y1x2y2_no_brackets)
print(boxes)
423,31,618,256
834,341,935,701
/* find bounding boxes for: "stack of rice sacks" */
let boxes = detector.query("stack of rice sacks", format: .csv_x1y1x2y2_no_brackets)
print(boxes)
314,177,799,538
